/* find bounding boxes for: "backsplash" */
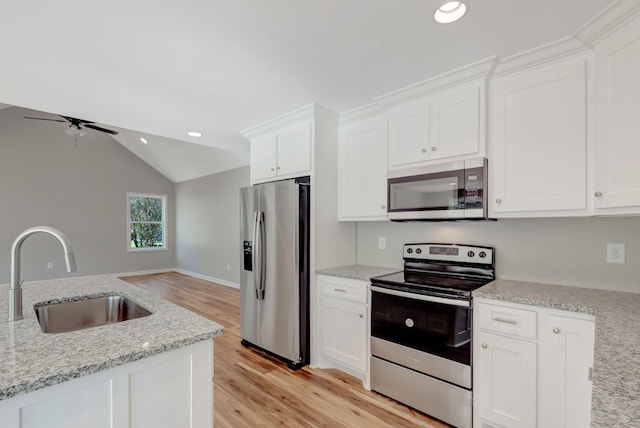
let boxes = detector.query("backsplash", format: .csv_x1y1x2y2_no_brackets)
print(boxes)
356,217,640,293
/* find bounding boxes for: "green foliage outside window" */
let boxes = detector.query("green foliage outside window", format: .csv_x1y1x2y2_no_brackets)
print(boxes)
129,195,165,249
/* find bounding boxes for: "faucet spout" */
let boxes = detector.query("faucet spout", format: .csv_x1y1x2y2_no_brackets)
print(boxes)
9,226,77,322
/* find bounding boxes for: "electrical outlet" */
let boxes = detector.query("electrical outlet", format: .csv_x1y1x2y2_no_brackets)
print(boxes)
47,262,53,270
378,236,386,250
606,243,625,264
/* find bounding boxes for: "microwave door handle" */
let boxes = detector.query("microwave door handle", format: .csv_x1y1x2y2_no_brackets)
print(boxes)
370,285,470,308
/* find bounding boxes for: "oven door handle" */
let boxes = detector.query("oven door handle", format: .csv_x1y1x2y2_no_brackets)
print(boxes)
370,285,470,308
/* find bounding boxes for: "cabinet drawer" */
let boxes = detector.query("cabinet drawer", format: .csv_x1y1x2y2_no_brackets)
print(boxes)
318,275,368,303
478,302,537,340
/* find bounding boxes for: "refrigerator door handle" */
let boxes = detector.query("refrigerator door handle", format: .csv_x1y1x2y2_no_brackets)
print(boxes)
253,211,266,300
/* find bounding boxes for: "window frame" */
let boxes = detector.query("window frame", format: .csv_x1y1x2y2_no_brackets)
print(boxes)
127,192,168,252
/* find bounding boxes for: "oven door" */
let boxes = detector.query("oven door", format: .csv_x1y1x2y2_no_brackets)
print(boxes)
370,285,471,365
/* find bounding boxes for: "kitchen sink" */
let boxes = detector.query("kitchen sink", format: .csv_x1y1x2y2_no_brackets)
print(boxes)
34,294,152,334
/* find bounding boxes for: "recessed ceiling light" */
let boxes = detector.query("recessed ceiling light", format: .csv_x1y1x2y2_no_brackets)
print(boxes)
434,1,467,24
139,137,148,144
187,131,202,137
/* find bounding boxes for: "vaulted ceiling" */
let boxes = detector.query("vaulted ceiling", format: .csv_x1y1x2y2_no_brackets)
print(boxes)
0,0,614,182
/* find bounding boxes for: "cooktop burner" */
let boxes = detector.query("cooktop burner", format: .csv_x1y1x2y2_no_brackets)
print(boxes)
371,243,495,299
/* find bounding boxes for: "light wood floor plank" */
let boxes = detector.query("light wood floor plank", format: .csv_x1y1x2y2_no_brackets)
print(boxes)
121,272,449,427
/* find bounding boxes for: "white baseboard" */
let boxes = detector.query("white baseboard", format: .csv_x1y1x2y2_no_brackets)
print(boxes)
113,268,175,277
173,268,240,289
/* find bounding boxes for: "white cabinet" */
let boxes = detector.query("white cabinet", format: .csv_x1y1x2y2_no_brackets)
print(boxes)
476,331,537,428
338,116,388,221
593,14,640,214
248,121,312,183
489,55,590,217
388,83,482,169
316,275,369,386
0,340,214,428
474,299,595,428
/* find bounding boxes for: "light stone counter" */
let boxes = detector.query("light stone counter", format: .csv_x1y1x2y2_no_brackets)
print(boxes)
474,279,640,427
316,265,400,282
0,274,223,401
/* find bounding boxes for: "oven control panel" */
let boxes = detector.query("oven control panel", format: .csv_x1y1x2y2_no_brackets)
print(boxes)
404,243,493,264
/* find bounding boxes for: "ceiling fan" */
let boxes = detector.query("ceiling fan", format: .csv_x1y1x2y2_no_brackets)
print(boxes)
23,115,119,136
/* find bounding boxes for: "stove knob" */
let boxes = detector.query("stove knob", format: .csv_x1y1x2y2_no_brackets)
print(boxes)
406,248,413,254
405,318,415,328
479,251,487,258
467,251,475,258
415,248,422,254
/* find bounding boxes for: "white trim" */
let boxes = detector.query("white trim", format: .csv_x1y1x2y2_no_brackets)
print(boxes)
574,0,640,46
127,192,167,252
240,103,333,140
174,268,240,289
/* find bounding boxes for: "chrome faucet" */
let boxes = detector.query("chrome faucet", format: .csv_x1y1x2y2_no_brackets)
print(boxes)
9,226,77,322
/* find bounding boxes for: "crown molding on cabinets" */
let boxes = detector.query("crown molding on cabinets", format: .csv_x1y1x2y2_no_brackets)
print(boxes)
240,103,331,140
491,37,591,80
373,56,497,109
339,102,386,127
574,0,640,46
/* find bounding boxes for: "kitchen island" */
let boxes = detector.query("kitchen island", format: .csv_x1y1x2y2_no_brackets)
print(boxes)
0,274,223,428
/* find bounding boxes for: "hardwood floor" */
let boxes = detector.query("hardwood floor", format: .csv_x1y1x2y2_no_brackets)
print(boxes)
121,272,448,428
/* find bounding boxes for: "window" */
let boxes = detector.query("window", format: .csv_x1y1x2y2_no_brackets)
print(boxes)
127,193,167,251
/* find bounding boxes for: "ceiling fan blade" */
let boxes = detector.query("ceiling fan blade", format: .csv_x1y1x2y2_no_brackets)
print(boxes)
83,123,119,135
23,116,66,122
59,115,95,125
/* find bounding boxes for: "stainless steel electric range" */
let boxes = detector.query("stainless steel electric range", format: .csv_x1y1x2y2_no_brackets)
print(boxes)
370,243,495,428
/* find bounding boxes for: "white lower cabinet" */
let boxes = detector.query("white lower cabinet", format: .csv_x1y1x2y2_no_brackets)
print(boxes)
316,275,369,387
0,340,214,428
474,298,595,428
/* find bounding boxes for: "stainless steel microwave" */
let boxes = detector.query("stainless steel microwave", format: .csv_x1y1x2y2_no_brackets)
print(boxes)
387,158,488,221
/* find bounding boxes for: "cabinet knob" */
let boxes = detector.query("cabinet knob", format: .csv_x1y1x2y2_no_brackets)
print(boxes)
431,147,436,151
277,166,281,170
270,168,275,171
481,343,488,349
594,191,603,197
496,199,502,204
381,204,386,210
359,314,364,318
421,148,427,154
553,327,561,334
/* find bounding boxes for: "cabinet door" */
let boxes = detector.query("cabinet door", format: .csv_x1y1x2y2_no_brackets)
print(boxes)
388,99,429,168
319,295,367,372
276,122,312,177
250,134,278,182
338,117,388,220
490,58,588,216
476,330,537,428
429,85,480,161
594,15,640,212
538,314,595,428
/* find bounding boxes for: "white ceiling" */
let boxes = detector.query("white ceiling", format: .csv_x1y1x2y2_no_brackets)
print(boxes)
0,0,614,182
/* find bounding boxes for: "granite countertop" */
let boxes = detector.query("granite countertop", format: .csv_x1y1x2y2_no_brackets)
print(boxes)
316,265,400,282
474,279,640,427
0,275,223,401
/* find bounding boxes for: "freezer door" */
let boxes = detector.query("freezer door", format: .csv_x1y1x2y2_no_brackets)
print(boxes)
258,180,300,362
240,186,260,346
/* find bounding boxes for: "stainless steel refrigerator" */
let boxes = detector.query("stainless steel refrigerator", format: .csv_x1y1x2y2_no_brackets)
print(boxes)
239,177,310,369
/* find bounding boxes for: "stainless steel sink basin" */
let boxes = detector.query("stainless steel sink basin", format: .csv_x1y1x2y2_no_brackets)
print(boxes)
34,294,152,334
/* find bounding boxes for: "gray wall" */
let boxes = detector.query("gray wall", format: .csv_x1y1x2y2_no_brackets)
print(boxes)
175,166,249,286
0,107,175,284
357,217,640,293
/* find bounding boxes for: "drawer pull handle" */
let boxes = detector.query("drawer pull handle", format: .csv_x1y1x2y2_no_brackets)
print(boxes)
493,317,517,325
481,343,488,349
553,327,561,334
334,288,347,293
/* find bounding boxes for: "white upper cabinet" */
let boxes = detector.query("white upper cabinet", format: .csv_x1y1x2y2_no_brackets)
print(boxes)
246,120,312,184
338,116,388,221
489,46,591,217
592,13,640,214
388,83,483,169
